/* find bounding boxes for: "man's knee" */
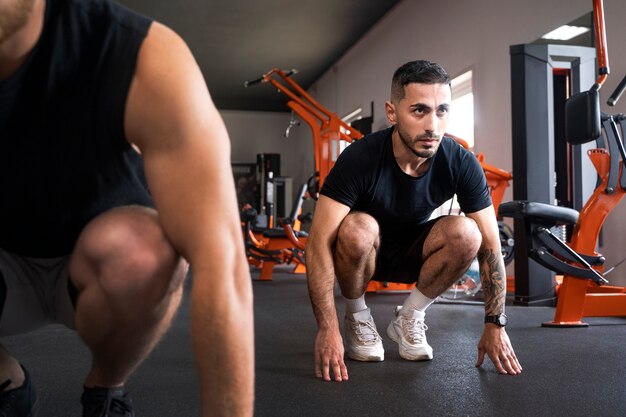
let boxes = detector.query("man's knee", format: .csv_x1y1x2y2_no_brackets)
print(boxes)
433,216,481,260
70,206,185,302
335,212,380,258
448,216,481,256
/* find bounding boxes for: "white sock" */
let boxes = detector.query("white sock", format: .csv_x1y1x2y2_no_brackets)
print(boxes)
344,294,367,314
400,288,435,314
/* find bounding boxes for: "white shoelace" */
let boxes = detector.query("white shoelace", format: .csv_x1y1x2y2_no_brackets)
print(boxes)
351,320,381,345
402,318,428,344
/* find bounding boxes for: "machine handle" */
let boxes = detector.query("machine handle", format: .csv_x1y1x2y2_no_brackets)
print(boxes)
283,69,298,78
243,76,264,88
244,69,298,87
608,74,626,106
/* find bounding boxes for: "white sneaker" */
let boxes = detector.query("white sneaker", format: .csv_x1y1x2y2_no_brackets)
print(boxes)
386,306,433,361
344,308,384,362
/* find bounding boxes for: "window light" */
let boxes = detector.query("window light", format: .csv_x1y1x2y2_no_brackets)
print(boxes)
541,25,590,41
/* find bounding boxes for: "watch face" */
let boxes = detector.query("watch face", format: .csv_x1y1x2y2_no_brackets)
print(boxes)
485,314,507,326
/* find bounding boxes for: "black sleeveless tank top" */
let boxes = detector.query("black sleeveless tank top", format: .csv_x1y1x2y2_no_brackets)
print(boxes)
0,0,154,257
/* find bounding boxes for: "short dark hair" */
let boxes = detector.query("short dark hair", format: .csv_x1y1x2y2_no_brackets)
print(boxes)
391,60,450,103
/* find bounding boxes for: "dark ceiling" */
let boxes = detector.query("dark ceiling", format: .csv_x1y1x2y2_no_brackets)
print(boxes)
119,0,401,112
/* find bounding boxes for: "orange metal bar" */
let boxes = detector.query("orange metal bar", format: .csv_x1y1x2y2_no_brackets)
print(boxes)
281,223,306,251
258,70,363,192
593,0,609,86
547,150,625,325
583,293,626,317
269,69,333,119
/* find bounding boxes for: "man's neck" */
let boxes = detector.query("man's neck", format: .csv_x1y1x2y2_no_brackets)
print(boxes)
0,0,45,81
391,129,430,177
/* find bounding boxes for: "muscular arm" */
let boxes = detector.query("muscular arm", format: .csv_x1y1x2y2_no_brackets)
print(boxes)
467,206,521,375
125,23,253,416
305,195,351,381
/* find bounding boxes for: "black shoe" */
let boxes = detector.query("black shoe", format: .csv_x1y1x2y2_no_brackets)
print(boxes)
81,386,134,417
0,366,39,417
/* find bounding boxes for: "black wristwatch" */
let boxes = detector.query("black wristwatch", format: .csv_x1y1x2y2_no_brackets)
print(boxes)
484,314,507,327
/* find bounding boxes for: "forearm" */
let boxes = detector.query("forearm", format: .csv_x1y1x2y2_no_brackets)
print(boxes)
190,258,254,417
477,248,507,315
305,242,339,331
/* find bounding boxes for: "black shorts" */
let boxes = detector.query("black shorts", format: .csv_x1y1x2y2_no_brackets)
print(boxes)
371,216,446,284
0,248,76,336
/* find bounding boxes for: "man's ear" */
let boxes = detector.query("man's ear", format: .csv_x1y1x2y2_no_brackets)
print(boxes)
385,101,396,125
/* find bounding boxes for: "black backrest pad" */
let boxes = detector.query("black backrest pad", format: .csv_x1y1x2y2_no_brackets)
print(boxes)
565,89,601,145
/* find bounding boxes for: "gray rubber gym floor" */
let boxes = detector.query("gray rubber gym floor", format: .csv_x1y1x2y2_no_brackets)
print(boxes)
4,266,626,416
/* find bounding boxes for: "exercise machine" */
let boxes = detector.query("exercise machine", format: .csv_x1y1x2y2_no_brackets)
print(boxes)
243,68,363,280
500,0,626,325
242,183,309,280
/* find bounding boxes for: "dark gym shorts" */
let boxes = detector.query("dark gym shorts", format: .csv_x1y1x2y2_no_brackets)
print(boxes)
371,216,446,284
0,247,76,337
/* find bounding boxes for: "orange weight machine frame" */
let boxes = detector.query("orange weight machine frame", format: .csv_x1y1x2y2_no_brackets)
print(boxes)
245,68,364,197
243,68,363,281
500,0,626,326
245,68,514,291
242,184,309,280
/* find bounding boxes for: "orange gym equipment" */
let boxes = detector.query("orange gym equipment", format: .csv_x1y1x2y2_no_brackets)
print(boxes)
243,68,363,281
241,184,308,281
500,0,626,326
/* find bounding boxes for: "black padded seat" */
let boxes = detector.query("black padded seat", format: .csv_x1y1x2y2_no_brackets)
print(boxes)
499,201,579,226
262,229,309,239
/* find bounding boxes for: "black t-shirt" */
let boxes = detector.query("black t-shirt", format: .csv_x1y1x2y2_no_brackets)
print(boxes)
0,0,153,257
320,127,491,243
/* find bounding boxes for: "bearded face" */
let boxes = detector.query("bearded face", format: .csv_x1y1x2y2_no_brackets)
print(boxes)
395,122,441,159
386,82,451,160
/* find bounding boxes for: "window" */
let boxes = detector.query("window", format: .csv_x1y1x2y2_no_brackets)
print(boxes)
448,70,474,148
432,70,475,218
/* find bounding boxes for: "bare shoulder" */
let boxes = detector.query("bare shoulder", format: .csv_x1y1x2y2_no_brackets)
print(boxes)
132,21,204,105
125,21,221,152
139,22,194,70
309,196,351,233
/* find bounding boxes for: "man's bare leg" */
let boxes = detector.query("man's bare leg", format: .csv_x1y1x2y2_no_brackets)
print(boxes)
389,215,482,361
416,215,481,298
333,212,384,361
333,212,380,297
69,206,187,388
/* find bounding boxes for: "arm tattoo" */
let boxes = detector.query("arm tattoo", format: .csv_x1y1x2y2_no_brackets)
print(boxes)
477,248,506,316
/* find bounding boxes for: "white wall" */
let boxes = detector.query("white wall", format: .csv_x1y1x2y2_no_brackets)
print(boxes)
306,0,626,284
